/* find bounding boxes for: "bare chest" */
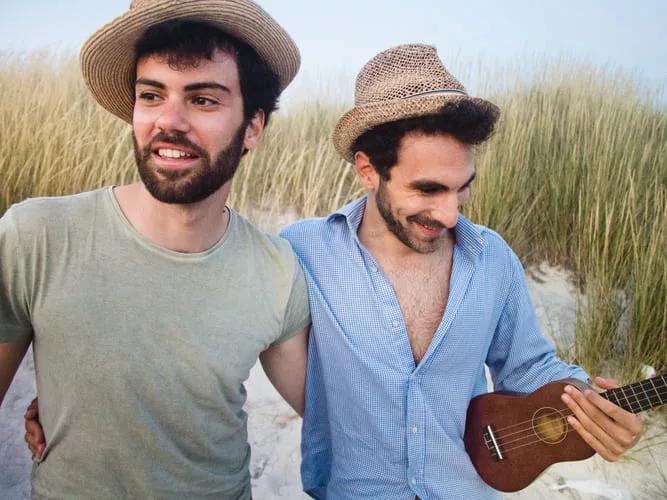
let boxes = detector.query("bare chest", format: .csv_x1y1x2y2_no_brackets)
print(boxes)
383,261,452,365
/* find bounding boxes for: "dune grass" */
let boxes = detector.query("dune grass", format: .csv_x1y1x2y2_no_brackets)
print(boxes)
1,52,664,381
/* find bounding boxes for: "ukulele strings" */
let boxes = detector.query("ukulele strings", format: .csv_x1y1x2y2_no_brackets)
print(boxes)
494,386,661,445
488,388,666,453
491,383,666,438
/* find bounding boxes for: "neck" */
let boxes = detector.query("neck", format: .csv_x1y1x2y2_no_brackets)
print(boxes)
113,182,232,253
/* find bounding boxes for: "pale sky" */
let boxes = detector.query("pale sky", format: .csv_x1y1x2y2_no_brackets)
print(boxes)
1,0,665,102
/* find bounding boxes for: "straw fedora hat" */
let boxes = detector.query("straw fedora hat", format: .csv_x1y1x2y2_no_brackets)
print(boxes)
80,0,300,124
333,44,499,164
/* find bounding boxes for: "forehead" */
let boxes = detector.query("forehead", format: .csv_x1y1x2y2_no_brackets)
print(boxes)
392,132,475,178
135,49,241,90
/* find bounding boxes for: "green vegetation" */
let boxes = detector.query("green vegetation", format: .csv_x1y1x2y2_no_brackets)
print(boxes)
1,53,664,380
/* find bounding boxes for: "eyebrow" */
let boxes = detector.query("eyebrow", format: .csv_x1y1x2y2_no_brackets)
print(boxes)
409,171,477,192
135,79,231,94
184,82,231,94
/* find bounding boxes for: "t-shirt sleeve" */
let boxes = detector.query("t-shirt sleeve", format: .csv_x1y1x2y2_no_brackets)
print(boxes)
274,254,311,345
0,206,33,343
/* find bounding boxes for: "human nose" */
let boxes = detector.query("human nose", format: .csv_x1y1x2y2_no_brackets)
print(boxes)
154,99,191,134
433,193,460,229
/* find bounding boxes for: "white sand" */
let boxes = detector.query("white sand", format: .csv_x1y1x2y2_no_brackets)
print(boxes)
1,266,665,499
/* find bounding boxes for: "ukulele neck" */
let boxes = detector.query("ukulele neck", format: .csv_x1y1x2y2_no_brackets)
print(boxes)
601,373,666,413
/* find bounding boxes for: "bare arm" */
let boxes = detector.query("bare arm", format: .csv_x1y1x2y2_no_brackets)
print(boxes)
259,326,309,417
0,339,31,406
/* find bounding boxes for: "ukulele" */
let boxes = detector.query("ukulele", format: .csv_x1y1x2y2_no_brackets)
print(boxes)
463,373,666,492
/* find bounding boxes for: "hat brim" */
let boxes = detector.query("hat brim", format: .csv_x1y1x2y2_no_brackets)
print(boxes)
333,94,499,164
80,0,300,124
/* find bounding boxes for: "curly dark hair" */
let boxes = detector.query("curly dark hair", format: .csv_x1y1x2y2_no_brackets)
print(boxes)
351,99,500,180
135,20,280,127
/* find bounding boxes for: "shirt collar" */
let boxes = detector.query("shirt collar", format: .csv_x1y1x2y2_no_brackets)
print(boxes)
327,195,487,262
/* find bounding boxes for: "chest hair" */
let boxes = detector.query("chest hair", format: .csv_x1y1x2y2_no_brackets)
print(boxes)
381,252,453,365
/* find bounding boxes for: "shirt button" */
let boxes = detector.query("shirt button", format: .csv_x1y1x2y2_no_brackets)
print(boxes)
370,265,378,273
411,375,417,381
392,320,400,328
412,426,418,434
411,478,417,485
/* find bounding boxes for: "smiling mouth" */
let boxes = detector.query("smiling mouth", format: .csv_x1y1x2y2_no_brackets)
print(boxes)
155,148,197,160
414,218,444,230
414,220,447,238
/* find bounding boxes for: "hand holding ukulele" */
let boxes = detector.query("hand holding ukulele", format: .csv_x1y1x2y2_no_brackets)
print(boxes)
464,373,660,492
561,376,643,461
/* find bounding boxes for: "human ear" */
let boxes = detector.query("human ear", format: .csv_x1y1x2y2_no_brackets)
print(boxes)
242,109,265,151
354,151,380,191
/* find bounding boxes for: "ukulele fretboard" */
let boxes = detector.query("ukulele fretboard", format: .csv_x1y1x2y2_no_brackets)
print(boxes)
601,373,666,413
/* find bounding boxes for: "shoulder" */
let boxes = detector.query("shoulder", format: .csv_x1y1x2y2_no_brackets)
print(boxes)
230,211,302,272
1,188,108,237
480,226,517,260
458,216,524,277
280,197,366,255
279,216,330,247
4,188,107,219
279,216,339,266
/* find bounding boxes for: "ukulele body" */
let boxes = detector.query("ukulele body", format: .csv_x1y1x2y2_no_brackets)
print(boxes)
464,378,594,492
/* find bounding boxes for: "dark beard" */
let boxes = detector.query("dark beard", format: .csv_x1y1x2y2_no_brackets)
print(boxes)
375,179,449,254
133,124,246,205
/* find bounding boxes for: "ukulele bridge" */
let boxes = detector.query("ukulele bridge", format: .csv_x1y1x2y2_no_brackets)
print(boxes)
482,425,505,462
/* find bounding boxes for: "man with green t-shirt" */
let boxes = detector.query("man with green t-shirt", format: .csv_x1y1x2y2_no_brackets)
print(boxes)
0,1,310,498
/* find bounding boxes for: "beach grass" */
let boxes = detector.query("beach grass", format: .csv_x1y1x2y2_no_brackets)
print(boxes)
1,52,664,381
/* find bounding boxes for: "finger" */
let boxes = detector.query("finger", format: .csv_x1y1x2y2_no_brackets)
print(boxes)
24,432,44,459
566,384,643,454
566,413,618,461
583,389,644,437
562,387,627,459
593,376,619,390
25,418,47,461
24,397,39,419
26,420,46,445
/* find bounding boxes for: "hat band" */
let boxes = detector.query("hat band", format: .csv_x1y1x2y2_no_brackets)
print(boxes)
403,89,468,100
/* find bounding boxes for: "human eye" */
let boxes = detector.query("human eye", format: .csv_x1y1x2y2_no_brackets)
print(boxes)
137,91,161,102
192,96,219,107
419,185,442,195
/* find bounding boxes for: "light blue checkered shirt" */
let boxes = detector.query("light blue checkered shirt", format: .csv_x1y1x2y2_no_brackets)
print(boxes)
280,196,588,500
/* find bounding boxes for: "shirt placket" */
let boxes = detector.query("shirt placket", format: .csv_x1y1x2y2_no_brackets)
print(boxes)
359,241,428,497
406,370,426,498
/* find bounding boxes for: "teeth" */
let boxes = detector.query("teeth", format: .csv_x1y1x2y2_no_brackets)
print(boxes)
158,148,193,159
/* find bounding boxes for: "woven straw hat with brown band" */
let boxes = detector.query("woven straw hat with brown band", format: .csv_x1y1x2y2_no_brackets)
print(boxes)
333,44,499,164
80,0,300,124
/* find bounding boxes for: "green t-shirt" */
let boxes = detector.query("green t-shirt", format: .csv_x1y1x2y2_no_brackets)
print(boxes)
0,187,311,499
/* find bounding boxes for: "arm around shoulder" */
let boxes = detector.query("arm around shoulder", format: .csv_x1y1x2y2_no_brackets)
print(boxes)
260,244,311,415
260,325,309,417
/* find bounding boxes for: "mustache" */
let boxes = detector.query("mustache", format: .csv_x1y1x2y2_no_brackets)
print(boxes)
407,215,447,230
144,132,208,159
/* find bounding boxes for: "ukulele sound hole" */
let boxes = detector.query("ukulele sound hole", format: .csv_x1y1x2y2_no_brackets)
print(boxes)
532,407,567,444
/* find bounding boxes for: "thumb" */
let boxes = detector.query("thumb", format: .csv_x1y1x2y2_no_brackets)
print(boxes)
594,376,619,390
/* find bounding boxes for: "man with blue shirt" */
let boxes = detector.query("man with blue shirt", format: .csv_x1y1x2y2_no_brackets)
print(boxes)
280,44,642,499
